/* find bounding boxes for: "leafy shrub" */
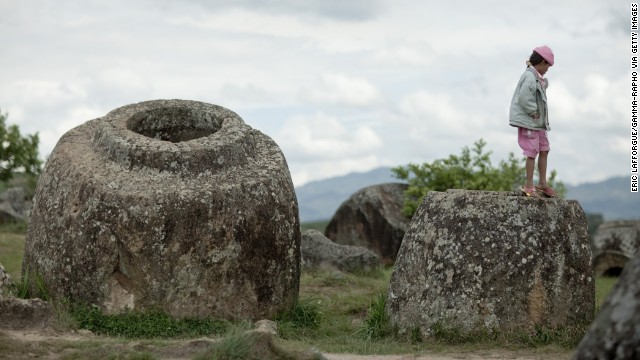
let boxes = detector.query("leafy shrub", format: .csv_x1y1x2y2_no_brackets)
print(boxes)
392,139,565,217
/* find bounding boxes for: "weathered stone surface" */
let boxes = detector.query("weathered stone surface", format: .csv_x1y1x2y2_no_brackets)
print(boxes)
387,190,594,335
592,220,640,277
324,183,409,264
0,297,55,330
301,229,381,273
0,262,12,297
23,99,300,320
0,187,30,223
574,252,640,359
254,319,278,335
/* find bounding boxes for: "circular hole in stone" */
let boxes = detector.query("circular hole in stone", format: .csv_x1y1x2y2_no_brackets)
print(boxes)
126,106,222,143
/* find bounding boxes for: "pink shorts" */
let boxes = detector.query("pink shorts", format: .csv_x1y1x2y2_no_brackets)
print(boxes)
517,127,550,158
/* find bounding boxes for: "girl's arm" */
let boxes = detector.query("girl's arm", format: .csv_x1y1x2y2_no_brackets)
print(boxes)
517,73,539,118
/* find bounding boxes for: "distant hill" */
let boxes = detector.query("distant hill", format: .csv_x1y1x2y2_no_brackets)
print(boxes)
565,176,640,220
295,167,398,222
295,167,640,222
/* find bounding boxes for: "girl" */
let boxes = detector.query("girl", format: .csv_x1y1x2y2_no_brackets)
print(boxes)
509,45,556,197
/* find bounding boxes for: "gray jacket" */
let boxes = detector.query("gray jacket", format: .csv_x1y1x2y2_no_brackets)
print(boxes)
509,67,550,130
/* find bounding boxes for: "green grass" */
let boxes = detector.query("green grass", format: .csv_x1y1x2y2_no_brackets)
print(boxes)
0,227,25,280
68,304,228,339
359,293,390,341
595,276,619,312
277,268,590,355
275,296,323,339
193,324,257,360
0,228,622,357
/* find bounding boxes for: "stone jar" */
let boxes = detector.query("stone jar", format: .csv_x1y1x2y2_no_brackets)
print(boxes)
23,99,300,320
387,190,594,335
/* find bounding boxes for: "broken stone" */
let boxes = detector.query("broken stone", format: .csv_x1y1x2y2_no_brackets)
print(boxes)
301,229,381,274
0,262,12,297
254,319,278,335
0,187,30,223
591,220,640,277
574,251,640,359
324,183,409,264
0,296,55,330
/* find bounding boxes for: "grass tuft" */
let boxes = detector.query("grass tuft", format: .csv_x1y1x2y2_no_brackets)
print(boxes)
275,297,323,339
359,293,390,341
12,266,50,300
13,267,31,298
194,324,257,360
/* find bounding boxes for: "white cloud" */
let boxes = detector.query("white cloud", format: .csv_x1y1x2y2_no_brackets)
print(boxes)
274,112,385,186
7,81,87,107
550,73,626,133
369,41,434,67
96,67,150,94
178,0,385,21
398,91,477,137
275,112,382,161
305,73,382,106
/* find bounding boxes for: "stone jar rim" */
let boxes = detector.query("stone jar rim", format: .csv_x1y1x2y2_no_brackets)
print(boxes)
92,99,254,174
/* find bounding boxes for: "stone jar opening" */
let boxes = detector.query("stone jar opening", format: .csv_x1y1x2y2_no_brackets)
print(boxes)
126,106,223,143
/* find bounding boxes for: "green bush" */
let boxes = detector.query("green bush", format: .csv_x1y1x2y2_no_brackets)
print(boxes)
392,139,565,217
0,110,42,182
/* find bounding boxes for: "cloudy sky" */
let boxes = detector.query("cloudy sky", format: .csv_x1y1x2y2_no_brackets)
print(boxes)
0,0,630,187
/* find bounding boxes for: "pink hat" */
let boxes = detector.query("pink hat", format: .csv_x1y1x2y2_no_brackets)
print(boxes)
533,45,554,66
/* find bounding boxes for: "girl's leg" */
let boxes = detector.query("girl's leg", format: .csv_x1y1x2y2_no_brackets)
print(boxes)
537,151,549,187
525,156,536,188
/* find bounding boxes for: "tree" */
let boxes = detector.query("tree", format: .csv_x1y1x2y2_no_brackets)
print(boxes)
392,139,565,217
0,109,42,182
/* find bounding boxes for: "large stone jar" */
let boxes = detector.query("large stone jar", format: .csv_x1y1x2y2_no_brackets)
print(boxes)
387,190,594,335
23,99,300,320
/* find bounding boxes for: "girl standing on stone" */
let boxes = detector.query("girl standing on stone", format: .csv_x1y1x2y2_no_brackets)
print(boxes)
509,45,556,197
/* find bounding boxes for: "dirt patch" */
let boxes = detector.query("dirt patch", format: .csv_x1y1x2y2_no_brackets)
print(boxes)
324,351,571,360
0,328,572,360
0,329,215,360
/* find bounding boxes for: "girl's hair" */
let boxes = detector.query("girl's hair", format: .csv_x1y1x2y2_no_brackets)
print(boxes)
528,51,546,66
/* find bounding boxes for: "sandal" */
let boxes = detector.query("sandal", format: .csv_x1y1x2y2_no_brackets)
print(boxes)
520,185,538,197
535,185,556,197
